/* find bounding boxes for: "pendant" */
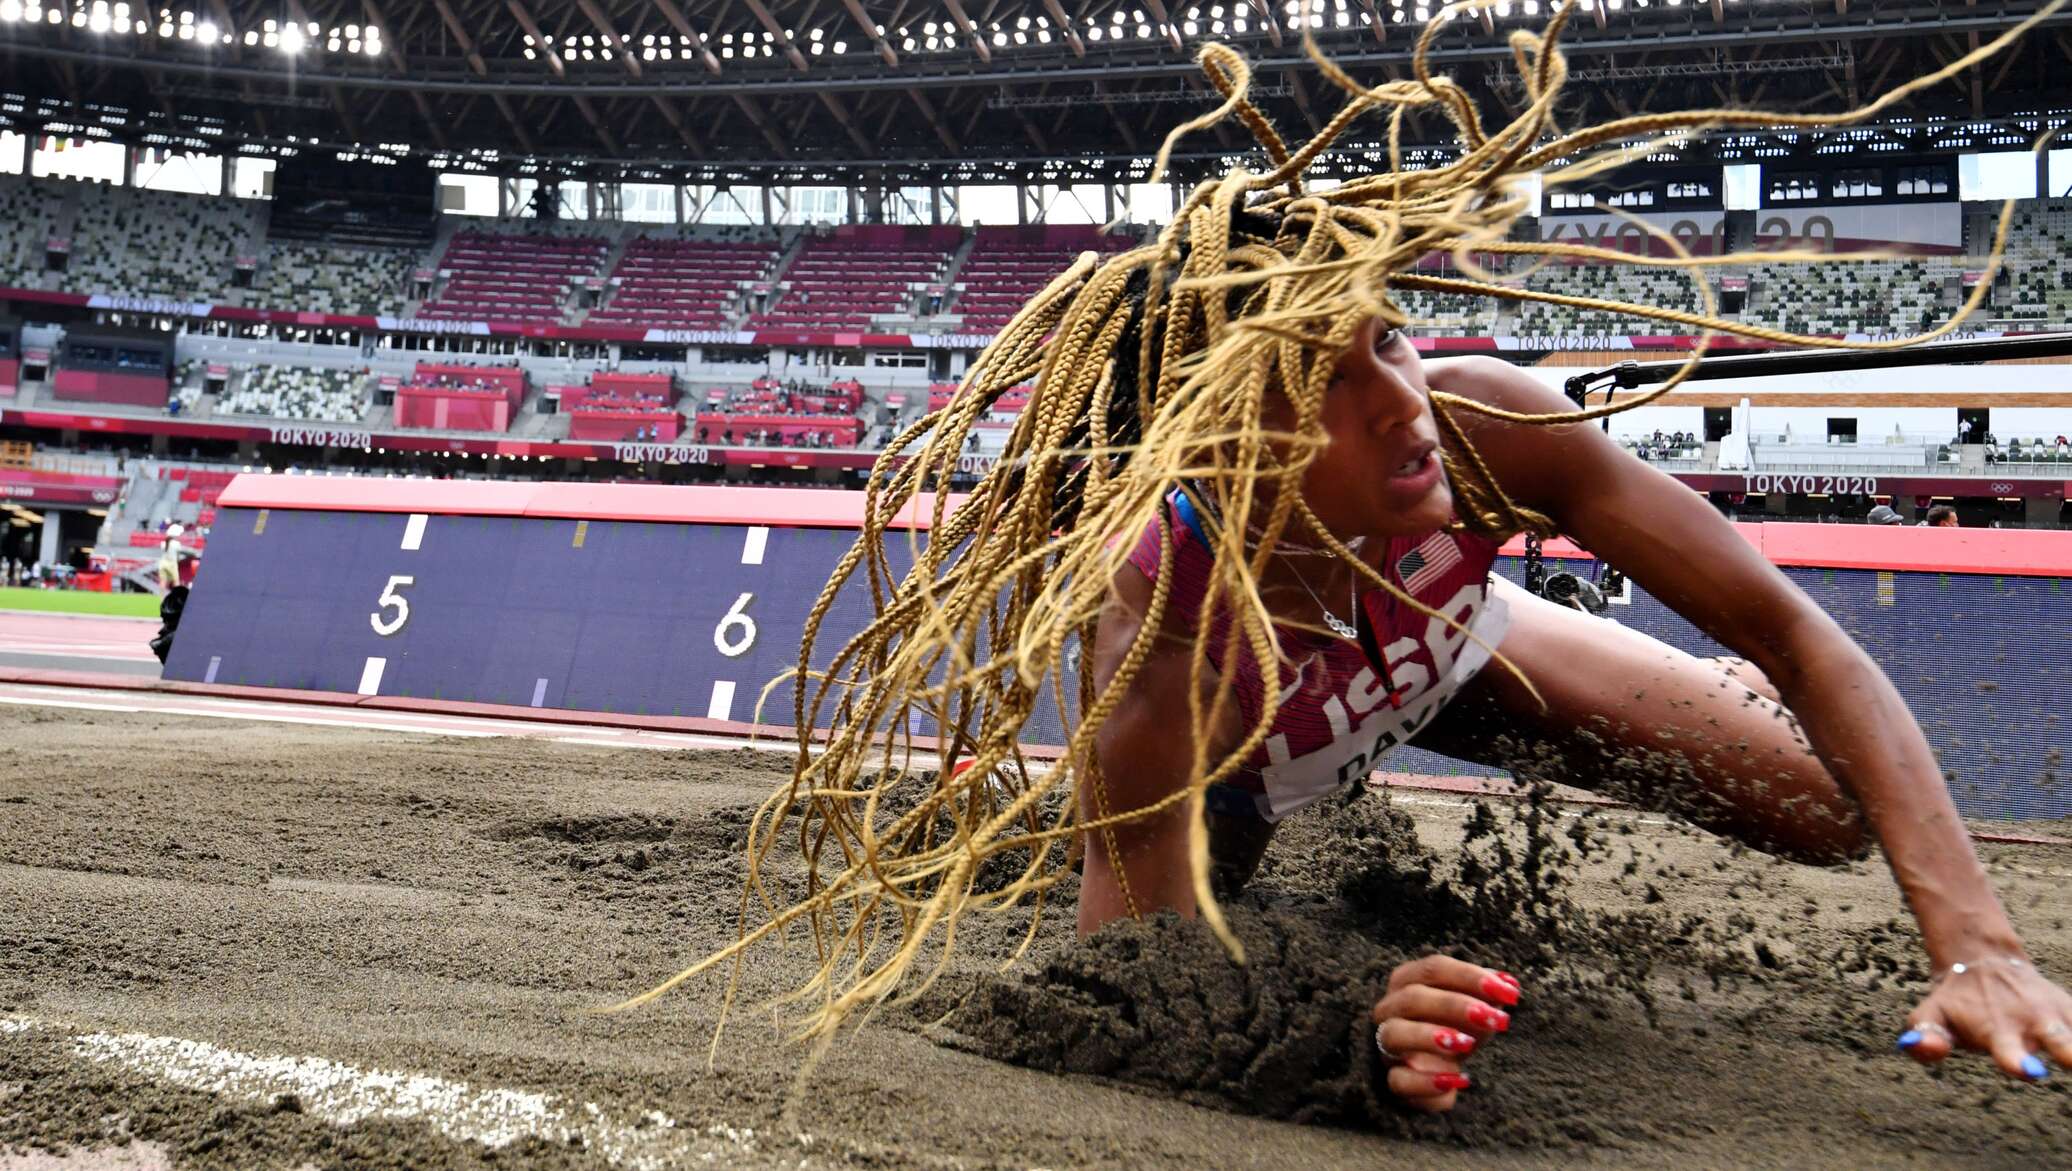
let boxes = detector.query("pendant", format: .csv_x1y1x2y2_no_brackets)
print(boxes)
1323,610,1358,640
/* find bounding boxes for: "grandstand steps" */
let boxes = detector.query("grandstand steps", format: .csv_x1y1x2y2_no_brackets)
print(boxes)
938,230,981,298
758,232,810,311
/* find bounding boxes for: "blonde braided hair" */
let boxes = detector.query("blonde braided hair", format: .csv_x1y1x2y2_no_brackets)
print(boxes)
614,0,2058,1042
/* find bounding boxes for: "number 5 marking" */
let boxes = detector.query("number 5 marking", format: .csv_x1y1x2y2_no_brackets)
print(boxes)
714,592,757,657
370,574,415,637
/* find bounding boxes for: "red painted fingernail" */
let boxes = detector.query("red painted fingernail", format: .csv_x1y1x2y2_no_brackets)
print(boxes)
1481,974,1521,1007
1469,1005,1511,1033
1432,1073,1472,1092
1435,1029,1478,1054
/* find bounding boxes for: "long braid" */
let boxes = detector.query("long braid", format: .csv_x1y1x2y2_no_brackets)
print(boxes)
614,0,2056,1042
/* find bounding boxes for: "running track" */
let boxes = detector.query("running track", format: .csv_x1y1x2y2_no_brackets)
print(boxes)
0,610,162,676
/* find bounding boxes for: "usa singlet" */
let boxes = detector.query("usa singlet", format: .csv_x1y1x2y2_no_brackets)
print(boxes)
1124,492,1510,821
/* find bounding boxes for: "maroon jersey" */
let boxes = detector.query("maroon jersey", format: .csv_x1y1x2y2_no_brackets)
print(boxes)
1124,501,1510,820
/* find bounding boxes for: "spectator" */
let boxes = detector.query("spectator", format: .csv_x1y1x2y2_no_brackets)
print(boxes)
1925,505,1959,528
1866,504,1905,526
157,524,185,590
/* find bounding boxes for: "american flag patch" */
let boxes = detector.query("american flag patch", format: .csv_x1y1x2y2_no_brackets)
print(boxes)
1397,532,1463,595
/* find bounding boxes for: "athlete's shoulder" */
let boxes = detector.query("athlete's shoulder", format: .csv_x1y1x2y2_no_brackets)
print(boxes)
1421,355,1573,415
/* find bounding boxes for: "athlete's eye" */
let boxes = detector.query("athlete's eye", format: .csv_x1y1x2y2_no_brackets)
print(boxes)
1374,327,1403,352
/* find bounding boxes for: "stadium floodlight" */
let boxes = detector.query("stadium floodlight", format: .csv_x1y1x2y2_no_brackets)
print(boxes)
832,39,846,52
278,24,302,53
0,2,19,22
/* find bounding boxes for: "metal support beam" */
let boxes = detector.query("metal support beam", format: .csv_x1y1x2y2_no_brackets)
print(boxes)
838,0,900,67
817,92,876,154
740,0,812,71
649,0,723,74
1141,0,1185,53
571,95,624,155
504,0,567,78
905,87,961,152
1042,0,1086,57
574,0,641,78
361,0,411,75
648,95,708,158
940,0,993,64
731,94,792,157
1250,0,1283,48
430,0,491,76
490,92,541,156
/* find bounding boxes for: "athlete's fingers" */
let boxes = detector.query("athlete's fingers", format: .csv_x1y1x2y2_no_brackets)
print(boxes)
1988,1029,2043,1083
1897,1010,1953,1065
2041,1019,2072,1072
1373,984,1513,1036
1386,1052,1470,1112
1381,955,1521,1007
1378,1019,1480,1061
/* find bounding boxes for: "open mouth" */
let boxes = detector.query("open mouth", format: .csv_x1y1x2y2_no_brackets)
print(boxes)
1391,442,1438,479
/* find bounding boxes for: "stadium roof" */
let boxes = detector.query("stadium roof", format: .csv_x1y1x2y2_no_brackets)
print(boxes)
2,0,2071,184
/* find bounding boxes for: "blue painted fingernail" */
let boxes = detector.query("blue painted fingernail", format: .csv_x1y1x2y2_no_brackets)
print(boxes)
1896,1030,1923,1051
2020,1054,2047,1081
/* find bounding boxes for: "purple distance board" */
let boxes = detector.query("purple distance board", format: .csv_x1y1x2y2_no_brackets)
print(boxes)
163,504,1081,743
164,504,2069,821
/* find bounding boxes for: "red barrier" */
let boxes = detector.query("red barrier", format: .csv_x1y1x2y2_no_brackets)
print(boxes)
0,467,122,506
214,474,2072,577
0,357,18,397
50,368,170,407
394,386,513,432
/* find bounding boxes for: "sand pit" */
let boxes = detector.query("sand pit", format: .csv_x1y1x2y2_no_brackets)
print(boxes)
1,705,2067,1169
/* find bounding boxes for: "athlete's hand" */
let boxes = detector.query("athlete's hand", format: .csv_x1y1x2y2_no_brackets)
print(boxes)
1369,954,1519,1113
1896,955,2072,1083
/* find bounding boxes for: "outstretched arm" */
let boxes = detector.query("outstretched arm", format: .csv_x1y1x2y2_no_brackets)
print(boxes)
1437,357,2072,1081
1081,561,1252,934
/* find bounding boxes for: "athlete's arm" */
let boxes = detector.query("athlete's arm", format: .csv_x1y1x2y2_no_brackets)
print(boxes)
1081,561,1267,934
1432,356,2072,1082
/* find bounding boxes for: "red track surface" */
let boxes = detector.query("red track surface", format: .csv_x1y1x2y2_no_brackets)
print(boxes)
0,610,160,665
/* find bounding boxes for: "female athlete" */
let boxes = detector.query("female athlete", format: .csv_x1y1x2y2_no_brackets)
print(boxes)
1085,313,2072,1112
628,0,2072,1119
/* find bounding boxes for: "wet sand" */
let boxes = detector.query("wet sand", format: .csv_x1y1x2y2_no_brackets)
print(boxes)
1,705,2066,1169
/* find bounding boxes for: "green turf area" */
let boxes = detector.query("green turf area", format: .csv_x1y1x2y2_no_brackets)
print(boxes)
0,588,161,618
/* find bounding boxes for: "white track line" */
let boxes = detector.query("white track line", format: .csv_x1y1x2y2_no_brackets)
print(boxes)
0,691,492,739
0,1015,800,1170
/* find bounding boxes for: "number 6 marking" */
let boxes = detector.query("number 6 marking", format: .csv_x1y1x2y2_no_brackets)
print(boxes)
714,591,757,657
370,574,415,637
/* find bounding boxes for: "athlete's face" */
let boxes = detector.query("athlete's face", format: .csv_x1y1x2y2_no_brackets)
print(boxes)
1287,315,1455,540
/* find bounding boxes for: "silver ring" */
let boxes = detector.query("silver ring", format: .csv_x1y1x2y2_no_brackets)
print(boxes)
2043,1022,2069,1039
1915,1021,1954,1041
1374,1022,1401,1064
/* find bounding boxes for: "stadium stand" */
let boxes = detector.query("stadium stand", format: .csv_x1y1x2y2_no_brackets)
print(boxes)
563,370,681,440
1746,258,1949,335
692,375,863,447
587,235,779,329
2003,200,2072,324
947,226,1133,332
255,243,413,316
58,185,262,301
419,228,608,324
219,365,369,422
1516,262,1707,336
1390,285,1500,335
750,228,956,331
394,361,527,432
0,176,70,288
